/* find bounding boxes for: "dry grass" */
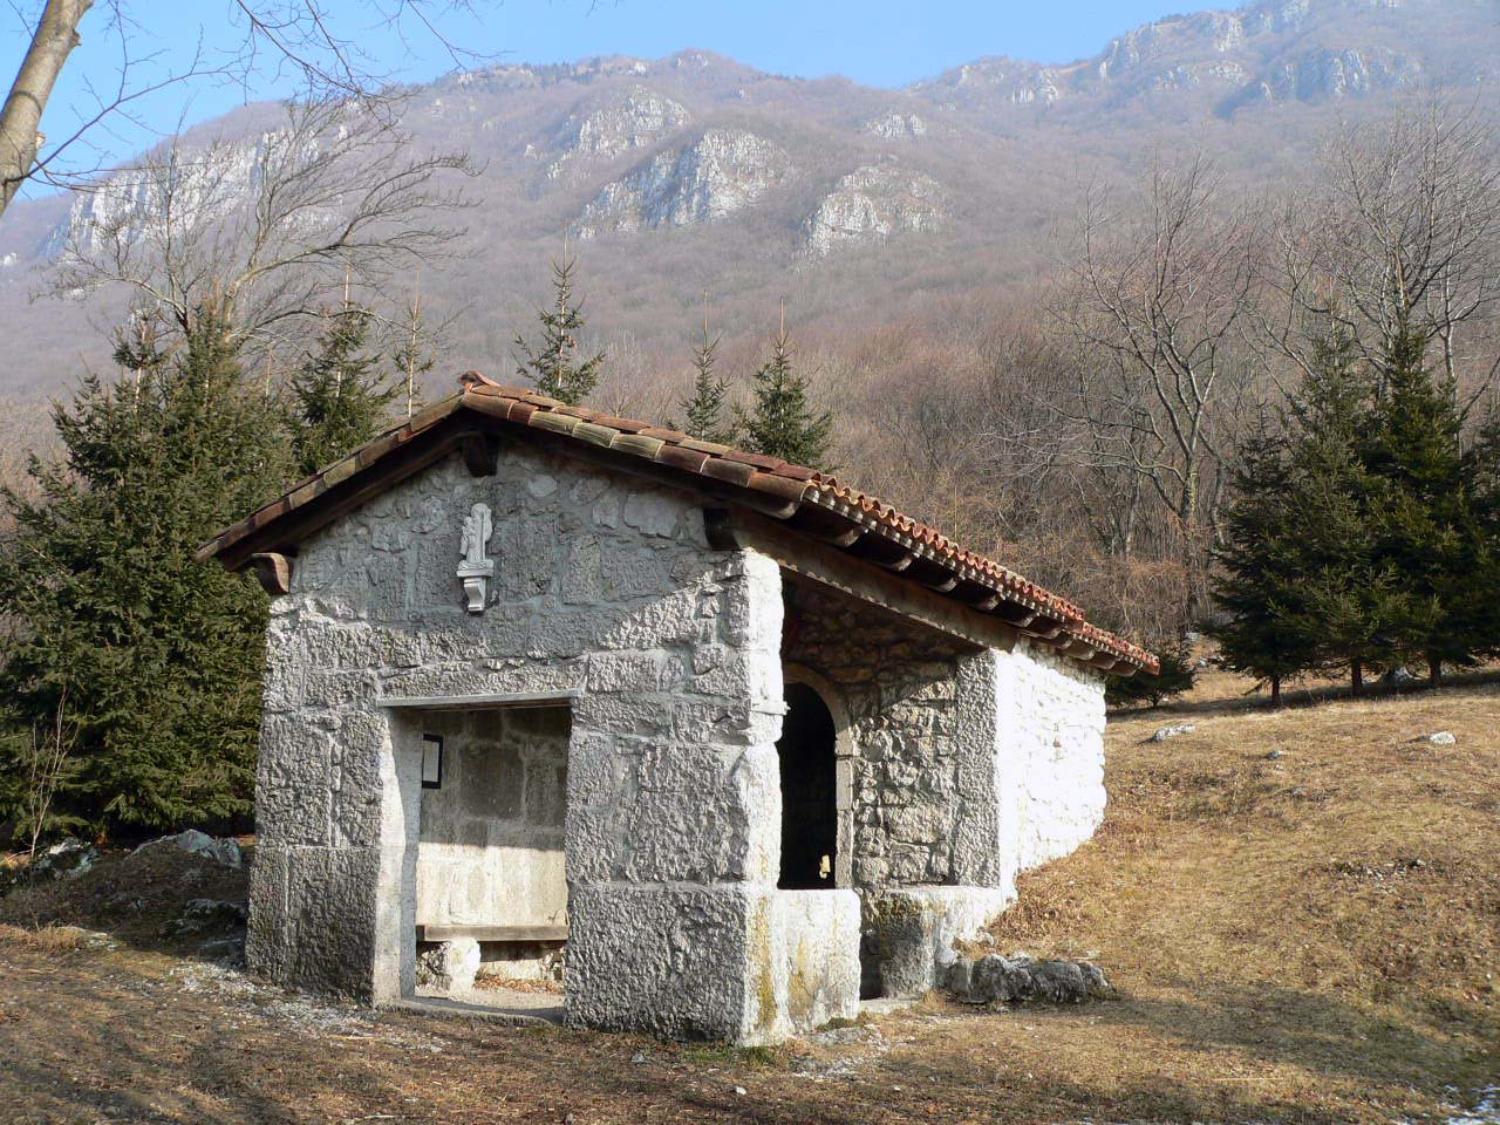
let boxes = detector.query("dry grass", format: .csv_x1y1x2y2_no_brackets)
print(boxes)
0,670,1495,1122
962,666,1500,1122
0,922,87,953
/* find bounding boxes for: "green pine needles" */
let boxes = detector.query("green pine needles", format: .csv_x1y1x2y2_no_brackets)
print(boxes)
514,257,604,407
0,301,409,837
739,321,833,469
675,320,734,446
286,307,400,477
0,311,293,833
1211,319,1497,700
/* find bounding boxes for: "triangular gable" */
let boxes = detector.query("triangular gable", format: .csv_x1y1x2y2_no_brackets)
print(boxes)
199,372,1157,675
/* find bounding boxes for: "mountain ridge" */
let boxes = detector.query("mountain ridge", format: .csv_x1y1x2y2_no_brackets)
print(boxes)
0,0,1494,427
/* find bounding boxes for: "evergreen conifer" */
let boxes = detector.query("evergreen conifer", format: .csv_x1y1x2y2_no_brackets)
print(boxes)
285,306,397,477
0,310,290,833
1363,326,1477,684
1283,324,1406,693
675,316,733,445
739,315,832,468
1209,418,1309,705
514,257,604,406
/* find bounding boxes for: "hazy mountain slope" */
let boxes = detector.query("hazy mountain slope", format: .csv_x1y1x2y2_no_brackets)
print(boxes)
0,0,1494,424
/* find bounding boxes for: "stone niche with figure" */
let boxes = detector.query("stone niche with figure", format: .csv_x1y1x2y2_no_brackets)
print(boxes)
199,371,1156,1044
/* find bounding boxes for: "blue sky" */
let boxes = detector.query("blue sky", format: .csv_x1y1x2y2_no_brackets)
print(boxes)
5,0,1196,187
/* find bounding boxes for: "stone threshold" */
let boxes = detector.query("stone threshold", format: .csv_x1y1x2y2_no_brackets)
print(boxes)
384,993,565,1026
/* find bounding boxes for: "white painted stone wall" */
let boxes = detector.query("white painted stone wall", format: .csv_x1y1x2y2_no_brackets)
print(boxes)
992,641,1109,879
782,577,1107,996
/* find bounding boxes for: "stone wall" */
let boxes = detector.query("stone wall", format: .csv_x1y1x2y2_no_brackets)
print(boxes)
780,577,1107,998
781,578,990,890
411,706,569,929
992,642,1108,876
246,433,1108,1037
249,442,807,1041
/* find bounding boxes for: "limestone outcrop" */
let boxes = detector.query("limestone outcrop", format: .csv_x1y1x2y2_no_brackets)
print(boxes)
800,163,945,258
862,111,928,140
546,86,690,181
573,129,790,238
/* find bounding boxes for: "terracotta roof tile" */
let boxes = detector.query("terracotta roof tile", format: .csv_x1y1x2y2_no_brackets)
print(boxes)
700,457,758,489
202,376,1156,673
573,421,620,448
654,445,711,475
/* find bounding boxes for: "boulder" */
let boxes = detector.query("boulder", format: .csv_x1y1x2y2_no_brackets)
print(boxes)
1384,666,1417,687
162,898,249,937
1148,724,1195,743
945,953,1113,1006
31,838,100,881
132,830,242,870
416,938,481,992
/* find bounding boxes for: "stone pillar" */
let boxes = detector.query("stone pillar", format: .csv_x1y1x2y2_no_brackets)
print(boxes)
245,614,403,999
563,549,792,1042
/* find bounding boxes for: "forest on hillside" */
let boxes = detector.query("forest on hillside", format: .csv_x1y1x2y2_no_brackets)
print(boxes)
1,0,1499,841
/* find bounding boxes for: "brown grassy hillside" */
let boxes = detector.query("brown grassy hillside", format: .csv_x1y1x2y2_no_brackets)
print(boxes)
0,669,1495,1122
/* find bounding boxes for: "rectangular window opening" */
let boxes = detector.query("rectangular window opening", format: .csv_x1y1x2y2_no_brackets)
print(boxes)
420,734,444,789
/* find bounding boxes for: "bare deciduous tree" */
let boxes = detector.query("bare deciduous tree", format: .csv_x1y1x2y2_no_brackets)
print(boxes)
1,0,494,219
1052,154,1261,609
1260,102,1500,402
17,686,79,861
52,95,475,360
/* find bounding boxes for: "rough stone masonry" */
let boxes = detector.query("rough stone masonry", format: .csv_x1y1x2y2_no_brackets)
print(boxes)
209,380,1143,1045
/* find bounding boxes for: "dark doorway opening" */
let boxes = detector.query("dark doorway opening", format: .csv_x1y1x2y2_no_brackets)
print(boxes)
776,681,838,890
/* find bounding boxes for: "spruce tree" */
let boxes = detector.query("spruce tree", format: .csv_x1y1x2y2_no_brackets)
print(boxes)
674,318,734,445
1363,326,1476,684
739,321,833,468
1465,407,1500,660
1286,325,1406,694
1209,419,1310,705
285,306,398,477
514,257,604,406
0,309,290,835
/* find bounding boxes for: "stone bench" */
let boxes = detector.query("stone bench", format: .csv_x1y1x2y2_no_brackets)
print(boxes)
416,924,568,993
416,924,568,944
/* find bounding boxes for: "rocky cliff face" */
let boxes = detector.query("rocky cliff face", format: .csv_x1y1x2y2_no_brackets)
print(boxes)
2,0,1493,410
546,87,691,181
912,0,1462,113
573,129,791,238
1256,45,1423,102
47,131,301,259
862,111,928,140
801,163,945,258
912,58,1071,108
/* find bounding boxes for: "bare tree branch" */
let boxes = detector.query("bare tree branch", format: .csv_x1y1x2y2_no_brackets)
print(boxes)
51,95,477,369
1,0,499,220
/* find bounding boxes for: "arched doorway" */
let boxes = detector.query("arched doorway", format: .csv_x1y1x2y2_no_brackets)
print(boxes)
776,681,839,890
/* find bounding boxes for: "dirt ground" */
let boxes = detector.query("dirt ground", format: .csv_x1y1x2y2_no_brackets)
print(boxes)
1,668,1497,1124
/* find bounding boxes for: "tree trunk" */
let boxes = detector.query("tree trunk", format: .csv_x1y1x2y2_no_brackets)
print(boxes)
1351,659,1364,697
1427,655,1441,687
1270,675,1282,708
0,0,92,218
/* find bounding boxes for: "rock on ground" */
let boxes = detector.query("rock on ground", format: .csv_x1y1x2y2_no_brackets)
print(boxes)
132,829,242,869
944,953,1113,1005
1148,724,1196,743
